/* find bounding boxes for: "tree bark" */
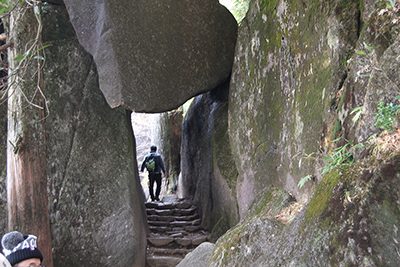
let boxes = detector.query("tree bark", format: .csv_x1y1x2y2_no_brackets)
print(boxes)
7,3,53,267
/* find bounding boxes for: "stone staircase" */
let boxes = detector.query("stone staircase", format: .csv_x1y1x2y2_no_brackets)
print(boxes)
145,196,209,267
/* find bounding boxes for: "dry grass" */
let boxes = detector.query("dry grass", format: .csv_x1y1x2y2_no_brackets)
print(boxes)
369,128,400,160
274,201,306,225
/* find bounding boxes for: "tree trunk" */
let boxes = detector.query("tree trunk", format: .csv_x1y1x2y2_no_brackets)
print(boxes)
7,2,53,266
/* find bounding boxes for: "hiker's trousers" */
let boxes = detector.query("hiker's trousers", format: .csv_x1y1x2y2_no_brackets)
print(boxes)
149,173,162,200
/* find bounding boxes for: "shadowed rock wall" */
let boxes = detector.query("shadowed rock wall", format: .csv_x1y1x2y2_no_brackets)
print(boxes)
42,4,147,266
181,81,239,241
63,0,238,113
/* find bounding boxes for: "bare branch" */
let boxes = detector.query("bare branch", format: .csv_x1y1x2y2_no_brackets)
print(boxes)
0,33,6,42
0,42,12,52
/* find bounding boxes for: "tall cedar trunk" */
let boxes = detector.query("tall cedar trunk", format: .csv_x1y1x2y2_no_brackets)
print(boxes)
7,3,53,267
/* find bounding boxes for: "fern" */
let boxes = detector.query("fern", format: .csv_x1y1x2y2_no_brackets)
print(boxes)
297,175,313,189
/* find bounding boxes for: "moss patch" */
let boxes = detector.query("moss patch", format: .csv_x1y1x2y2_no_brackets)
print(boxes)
305,165,353,221
245,186,295,219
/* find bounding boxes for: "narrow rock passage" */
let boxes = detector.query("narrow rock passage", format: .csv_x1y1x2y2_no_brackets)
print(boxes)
145,195,210,267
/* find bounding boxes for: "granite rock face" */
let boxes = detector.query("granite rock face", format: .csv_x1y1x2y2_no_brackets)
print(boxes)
204,1,400,266
63,0,238,113
228,0,365,216
343,9,400,144
42,4,148,266
176,242,215,267
180,81,239,241
209,159,400,266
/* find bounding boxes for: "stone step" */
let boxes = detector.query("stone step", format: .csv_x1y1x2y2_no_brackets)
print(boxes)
149,214,199,222
155,209,174,216
173,207,197,216
186,225,200,232
170,232,184,238
148,221,190,228
146,207,198,217
175,202,192,209
174,237,192,246
149,225,202,234
192,235,208,246
147,215,159,221
149,247,193,256
171,227,185,232
175,214,199,221
145,201,193,210
157,216,176,222
147,234,209,248
145,202,175,210
145,196,209,267
174,235,208,247
146,256,183,267
149,226,172,233
148,221,171,227
192,218,201,225
148,237,174,247
165,230,189,236
147,208,157,215
170,221,191,227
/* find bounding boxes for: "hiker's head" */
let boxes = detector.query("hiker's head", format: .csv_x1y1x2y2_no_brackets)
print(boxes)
150,145,157,152
1,231,43,267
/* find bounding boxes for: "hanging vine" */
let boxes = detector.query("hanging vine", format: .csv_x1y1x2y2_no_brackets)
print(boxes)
0,0,50,118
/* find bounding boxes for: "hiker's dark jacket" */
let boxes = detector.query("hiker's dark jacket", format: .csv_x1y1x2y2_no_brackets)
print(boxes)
141,152,166,174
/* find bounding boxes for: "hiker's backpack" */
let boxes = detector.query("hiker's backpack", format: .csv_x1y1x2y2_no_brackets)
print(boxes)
145,155,156,173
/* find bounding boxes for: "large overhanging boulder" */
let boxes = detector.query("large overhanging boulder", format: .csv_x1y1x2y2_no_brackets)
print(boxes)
63,0,237,112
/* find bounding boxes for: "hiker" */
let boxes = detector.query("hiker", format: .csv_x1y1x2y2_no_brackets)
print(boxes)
141,145,166,202
1,231,43,267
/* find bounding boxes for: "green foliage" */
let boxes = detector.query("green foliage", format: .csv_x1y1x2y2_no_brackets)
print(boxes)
355,43,375,78
219,0,249,23
0,0,52,115
299,95,399,189
389,0,396,9
322,138,364,175
13,44,50,61
355,49,366,56
297,174,313,189
0,0,11,15
0,0,25,15
182,97,194,118
297,138,364,189
350,106,364,124
373,96,400,131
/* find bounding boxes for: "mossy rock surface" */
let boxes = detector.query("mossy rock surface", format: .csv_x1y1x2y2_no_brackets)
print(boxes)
209,157,400,266
229,0,362,216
